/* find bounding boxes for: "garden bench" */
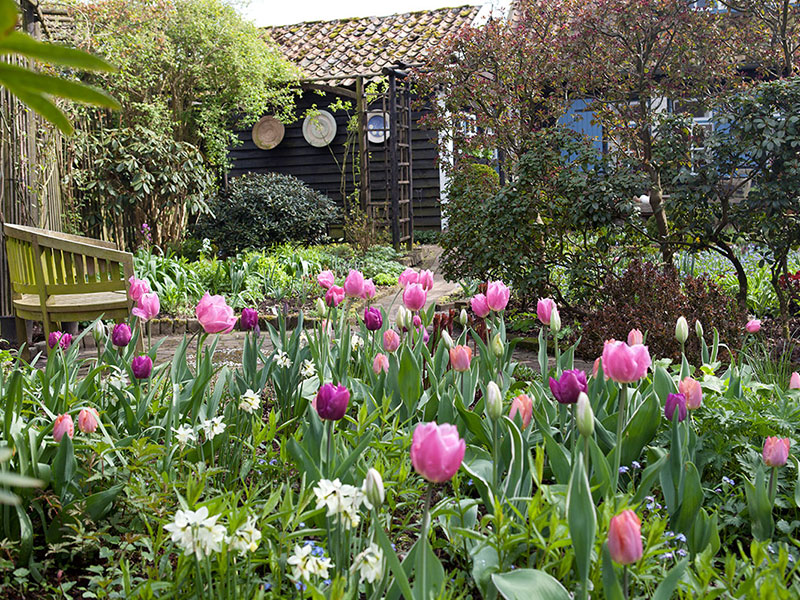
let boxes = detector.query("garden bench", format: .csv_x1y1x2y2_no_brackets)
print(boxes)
3,223,136,359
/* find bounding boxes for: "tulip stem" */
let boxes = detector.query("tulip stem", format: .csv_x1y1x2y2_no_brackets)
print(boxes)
492,418,499,491
612,384,628,498
419,481,434,597
326,420,335,477
768,466,778,504
584,435,590,476
623,565,629,600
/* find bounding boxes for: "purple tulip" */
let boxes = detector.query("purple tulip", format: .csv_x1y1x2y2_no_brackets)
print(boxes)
665,393,687,423
315,383,350,421
48,331,72,350
364,307,383,331
549,369,588,405
132,355,153,379
240,308,259,331
111,323,132,347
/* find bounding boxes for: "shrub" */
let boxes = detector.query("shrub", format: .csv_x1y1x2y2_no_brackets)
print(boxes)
583,260,745,363
196,173,339,256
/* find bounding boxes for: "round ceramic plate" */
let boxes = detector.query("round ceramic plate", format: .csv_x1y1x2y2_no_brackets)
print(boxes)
302,110,337,147
367,111,390,144
252,115,285,150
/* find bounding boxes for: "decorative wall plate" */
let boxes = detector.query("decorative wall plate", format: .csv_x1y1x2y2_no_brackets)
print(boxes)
367,111,390,144
252,115,285,150
302,110,337,147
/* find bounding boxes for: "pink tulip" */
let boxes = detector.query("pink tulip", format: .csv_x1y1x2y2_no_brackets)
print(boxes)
627,329,643,346
418,270,434,292
449,345,472,372
412,315,422,328
537,298,556,326
361,278,376,300
509,394,533,429
592,357,609,380
373,353,389,374
410,422,465,483
791,372,800,390
77,408,99,434
398,268,418,287
132,292,160,321
195,293,236,333
317,270,336,289
128,276,151,302
471,293,490,318
53,414,74,442
486,281,510,312
403,283,427,312
344,270,365,298
746,319,761,333
601,340,651,384
325,285,345,307
383,329,401,352
679,377,703,410
608,510,643,565
763,437,790,467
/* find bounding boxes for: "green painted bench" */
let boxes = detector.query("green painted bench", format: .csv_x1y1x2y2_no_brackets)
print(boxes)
3,223,136,359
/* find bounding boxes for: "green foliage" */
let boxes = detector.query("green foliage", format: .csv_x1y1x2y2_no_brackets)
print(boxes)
71,0,299,166
73,126,213,248
195,173,339,256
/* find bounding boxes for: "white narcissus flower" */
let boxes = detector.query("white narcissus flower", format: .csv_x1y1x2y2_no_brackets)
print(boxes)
351,542,384,584
301,359,316,379
351,334,364,351
313,478,367,529
201,416,226,440
239,389,260,414
228,516,262,555
172,424,196,447
307,554,332,579
275,350,292,369
164,506,226,559
287,543,313,581
106,368,129,390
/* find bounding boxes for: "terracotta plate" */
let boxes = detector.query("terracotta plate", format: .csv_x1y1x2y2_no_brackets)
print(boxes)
252,116,285,150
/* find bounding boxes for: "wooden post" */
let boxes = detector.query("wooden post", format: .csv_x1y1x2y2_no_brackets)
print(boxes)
356,75,370,213
389,71,400,250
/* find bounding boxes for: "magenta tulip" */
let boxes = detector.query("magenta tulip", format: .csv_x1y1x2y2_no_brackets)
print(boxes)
361,278,376,300
410,422,465,483
449,345,472,372
364,307,383,331
549,369,588,404
383,329,400,352
128,276,151,302
344,269,365,298
763,437,790,467
132,355,153,379
486,281,510,312
471,293,490,318
317,270,335,289
509,394,533,429
537,298,556,325
315,383,350,421
77,408,99,434
398,268,418,287
746,319,761,333
325,285,345,307
53,414,74,442
608,510,643,565
791,372,800,390
240,308,259,331
627,329,643,346
48,331,72,350
679,377,703,410
600,340,651,384
132,292,160,321
195,293,236,333
373,353,389,374
665,393,687,423
418,269,434,292
111,323,132,347
403,283,427,312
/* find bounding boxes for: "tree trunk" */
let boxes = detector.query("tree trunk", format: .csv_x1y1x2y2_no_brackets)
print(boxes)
718,242,749,314
648,181,672,265
771,254,791,342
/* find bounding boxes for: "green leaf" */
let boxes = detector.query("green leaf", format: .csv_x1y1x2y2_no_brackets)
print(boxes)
601,542,625,600
618,393,661,466
567,455,596,595
3,81,73,134
15,504,33,564
374,520,414,600
0,62,120,108
653,366,676,404
744,468,774,541
85,484,124,521
0,0,17,35
398,345,421,416
491,569,571,600
672,461,703,534
52,434,76,503
0,31,115,72
652,557,688,600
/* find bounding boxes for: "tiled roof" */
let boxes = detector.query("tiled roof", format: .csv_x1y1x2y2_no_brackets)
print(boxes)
30,2,74,44
264,5,481,85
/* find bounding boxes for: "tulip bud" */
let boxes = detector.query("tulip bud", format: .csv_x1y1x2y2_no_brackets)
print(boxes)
315,297,327,317
396,306,409,331
491,333,504,357
576,392,594,438
93,320,107,344
675,316,689,344
459,309,468,326
440,330,454,350
364,468,385,508
486,381,503,420
550,306,561,333
695,319,704,339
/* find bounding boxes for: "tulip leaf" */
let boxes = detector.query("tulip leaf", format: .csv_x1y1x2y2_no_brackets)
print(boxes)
601,542,625,600
616,393,660,467
492,568,571,600
398,345,421,416
672,461,703,534
540,424,571,485
52,434,77,505
794,456,800,509
567,454,596,593
538,327,548,381
589,436,612,498
85,484,124,521
15,503,34,565
652,557,688,600
744,467,774,541
653,366,676,404
632,448,667,505
374,520,414,600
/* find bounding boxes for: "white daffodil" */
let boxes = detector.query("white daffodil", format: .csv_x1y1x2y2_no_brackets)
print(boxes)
313,478,366,530
164,506,226,559
307,554,332,579
351,543,384,584
172,424,196,447
275,350,292,369
300,359,316,379
350,334,364,351
106,368,129,390
287,543,313,581
201,416,226,440
239,389,261,414
228,516,262,555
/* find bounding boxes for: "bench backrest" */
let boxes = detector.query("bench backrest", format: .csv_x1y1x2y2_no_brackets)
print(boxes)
3,224,134,298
